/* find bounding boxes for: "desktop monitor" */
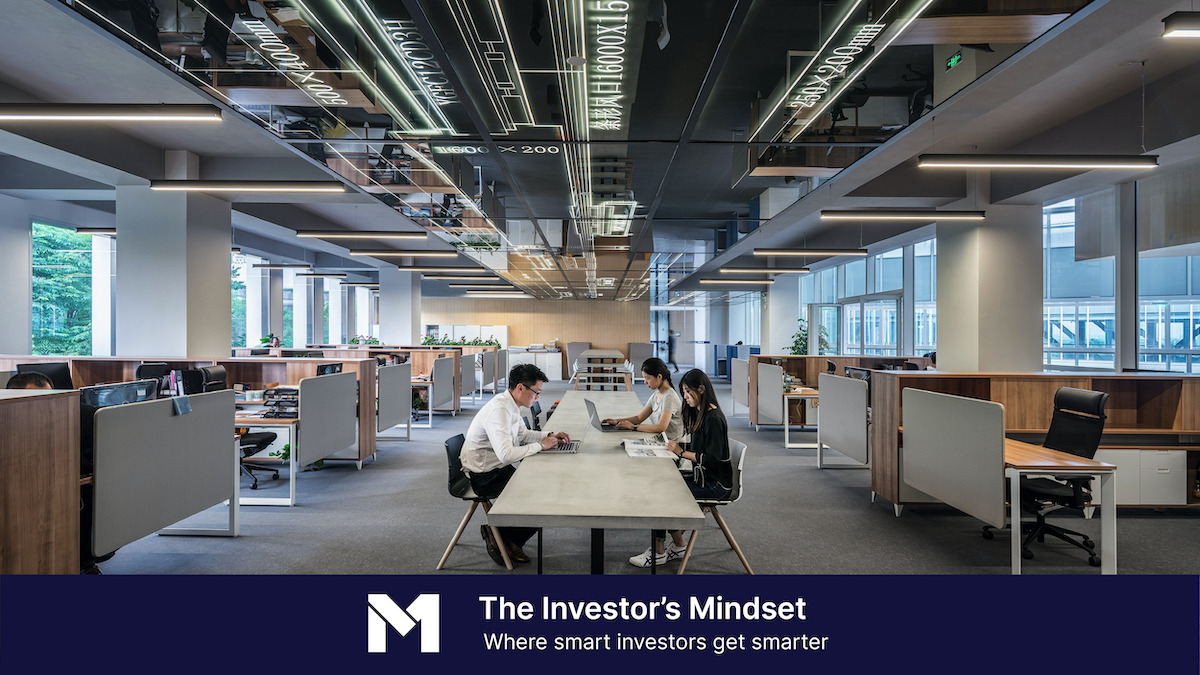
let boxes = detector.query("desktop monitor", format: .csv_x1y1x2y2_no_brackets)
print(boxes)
79,379,159,474
17,362,73,389
249,349,271,356
316,363,342,376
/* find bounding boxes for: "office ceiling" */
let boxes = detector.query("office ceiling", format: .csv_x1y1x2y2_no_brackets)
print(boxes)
1,0,1198,301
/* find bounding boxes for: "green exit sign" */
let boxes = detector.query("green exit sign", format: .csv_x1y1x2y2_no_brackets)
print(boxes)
946,51,963,70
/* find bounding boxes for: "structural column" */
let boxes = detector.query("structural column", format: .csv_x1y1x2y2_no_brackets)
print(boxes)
766,273,801,353
0,195,32,354
936,202,1043,371
114,185,232,358
378,268,420,345
1114,182,1138,371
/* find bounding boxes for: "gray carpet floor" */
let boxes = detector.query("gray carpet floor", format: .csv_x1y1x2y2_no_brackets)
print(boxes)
100,381,1200,575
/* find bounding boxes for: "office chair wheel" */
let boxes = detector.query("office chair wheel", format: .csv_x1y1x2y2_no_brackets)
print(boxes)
1082,538,1095,550
1022,548,1034,560
272,472,279,480
250,484,258,490
981,528,994,540
1088,555,1101,567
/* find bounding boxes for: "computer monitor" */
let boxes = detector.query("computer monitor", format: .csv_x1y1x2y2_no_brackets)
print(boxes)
199,365,228,392
249,349,271,356
79,379,159,474
316,363,342,375
17,362,73,389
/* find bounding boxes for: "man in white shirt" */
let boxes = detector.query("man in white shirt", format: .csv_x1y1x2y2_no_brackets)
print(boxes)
460,363,570,566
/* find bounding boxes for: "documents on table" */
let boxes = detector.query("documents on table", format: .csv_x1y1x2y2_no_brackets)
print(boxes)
623,438,675,459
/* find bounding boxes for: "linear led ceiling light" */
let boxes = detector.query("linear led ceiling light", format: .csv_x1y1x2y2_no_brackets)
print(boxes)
296,272,348,278
753,248,867,257
0,103,222,122
699,279,775,285
74,227,118,235
341,282,380,287
917,154,1159,170
448,283,514,289
820,209,985,221
465,291,531,298
252,263,311,269
348,250,459,258
150,180,345,193
1163,12,1200,38
423,274,499,281
296,231,427,240
720,267,810,274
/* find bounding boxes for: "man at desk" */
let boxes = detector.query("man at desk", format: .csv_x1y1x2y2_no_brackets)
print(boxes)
460,363,570,566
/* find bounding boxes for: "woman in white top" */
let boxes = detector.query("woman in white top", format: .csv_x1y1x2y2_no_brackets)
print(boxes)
601,358,684,441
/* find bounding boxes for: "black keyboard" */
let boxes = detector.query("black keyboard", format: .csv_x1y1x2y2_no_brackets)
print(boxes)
263,410,298,419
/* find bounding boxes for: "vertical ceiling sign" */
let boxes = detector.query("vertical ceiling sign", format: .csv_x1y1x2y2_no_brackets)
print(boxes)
750,0,938,145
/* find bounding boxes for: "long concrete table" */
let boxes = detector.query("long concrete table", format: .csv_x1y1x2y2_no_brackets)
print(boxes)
487,390,705,573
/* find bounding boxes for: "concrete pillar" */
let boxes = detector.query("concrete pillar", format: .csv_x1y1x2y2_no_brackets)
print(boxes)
1115,182,1138,371
114,185,232,358
245,260,263,347
268,269,283,338
292,274,309,348
91,234,114,355
0,196,32,354
309,277,325,346
936,201,1043,371
378,268,420,344
766,274,801,353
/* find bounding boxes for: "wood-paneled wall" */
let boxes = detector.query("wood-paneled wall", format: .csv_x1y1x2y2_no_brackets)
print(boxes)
421,298,650,356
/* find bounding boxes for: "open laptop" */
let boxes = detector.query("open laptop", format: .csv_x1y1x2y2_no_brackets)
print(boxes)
584,398,623,432
540,419,589,453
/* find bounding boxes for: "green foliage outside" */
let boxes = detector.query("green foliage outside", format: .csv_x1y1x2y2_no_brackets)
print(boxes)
421,333,502,347
32,224,92,355
789,318,830,356
231,259,247,348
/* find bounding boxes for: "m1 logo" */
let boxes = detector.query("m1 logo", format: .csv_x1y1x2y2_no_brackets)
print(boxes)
367,593,440,653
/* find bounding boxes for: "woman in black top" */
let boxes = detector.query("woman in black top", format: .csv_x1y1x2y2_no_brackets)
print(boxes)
629,368,732,568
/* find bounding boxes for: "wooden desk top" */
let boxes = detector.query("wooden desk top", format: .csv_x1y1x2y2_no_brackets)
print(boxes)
235,415,299,426
1004,438,1116,471
785,387,819,397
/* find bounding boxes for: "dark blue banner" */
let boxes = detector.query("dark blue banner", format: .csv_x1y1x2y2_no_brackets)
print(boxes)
2,574,1196,672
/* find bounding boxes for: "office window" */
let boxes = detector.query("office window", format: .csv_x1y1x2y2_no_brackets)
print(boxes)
863,299,898,355
32,223,93,355
914,238,936,354
843,259,866,298
842,303,861,355
281,270,295,348
816,267,837,303
231,252,248,348
874,247,903,292
1042,199,1115,368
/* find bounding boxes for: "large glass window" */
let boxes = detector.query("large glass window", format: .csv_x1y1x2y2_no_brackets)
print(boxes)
32,223,93,355
1042,199,1116,368
874,248,903,292
914,239,936,354
231,252,249,348
843,259,866,297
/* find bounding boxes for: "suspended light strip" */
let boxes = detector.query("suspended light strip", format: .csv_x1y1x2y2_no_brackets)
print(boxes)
150,180,345,193
1163,12,1200,38
0,103,222,122
253,263,311,269
699,279,775,285
820,210,985,221
296,231,427,240
465,291,531,298
917,154,1159,170
341,282,380,287
390,268,490,274
74,227,118,235
348,250,459,258
449,284,516,289
423,274,499,281
717,266,804,274
296,272,348,278
754,248,867,257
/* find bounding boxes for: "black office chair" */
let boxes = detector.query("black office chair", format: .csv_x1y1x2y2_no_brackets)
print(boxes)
435,434,512,570
984,387,1109,567
530,401,543,431
826,360,837,374
904,361,921,370
238,431,280,490
17,362,73,389
199,365,227,392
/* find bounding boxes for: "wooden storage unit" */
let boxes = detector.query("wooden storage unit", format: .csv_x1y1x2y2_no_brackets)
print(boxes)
872,371,1200,510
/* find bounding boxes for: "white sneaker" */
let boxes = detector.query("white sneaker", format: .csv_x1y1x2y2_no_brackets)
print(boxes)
665,540,688,561
628,547,669,568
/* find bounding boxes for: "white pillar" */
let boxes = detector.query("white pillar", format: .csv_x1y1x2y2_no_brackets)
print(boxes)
268,269,284,338
378,268,420,344
291,271,308,348
0,196,32,354
91,234,114,356
766,274,801,353
114,185,232,358
246,261,264,346
936,202,1043,371
328,280,343,344
309,277,325,346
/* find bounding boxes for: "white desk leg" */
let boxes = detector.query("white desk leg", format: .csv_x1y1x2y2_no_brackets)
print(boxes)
784,399,791,447
1008,467,1022,575
1099,471,1116,575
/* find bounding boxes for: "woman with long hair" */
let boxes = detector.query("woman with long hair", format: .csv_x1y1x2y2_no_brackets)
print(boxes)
602,357,684,441
629,368,732,568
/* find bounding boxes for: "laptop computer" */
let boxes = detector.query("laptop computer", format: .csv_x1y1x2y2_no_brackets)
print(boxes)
584,398,623,432
541,438,580,453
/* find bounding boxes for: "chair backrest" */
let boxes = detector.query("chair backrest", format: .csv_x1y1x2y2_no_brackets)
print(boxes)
1042,387,1108,459
727,439,748,503
826,360,836,374
565,342,590,376
200,364,227,392
17,362,73,389
136,362,170,380
530,401,543,430
444,434,472,498
904,361,921,370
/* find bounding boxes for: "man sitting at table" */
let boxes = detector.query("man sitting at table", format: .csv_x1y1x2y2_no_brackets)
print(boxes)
460,363,570,566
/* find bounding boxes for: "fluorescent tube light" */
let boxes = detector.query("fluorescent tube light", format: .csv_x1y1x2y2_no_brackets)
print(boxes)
821,210,985,221
296,273,348,278
1163,12,1200,38
349,250,459,258
296,231,427,239
753,248,867,257
252,263,311,269
720,267,809,274
150,180,345,193
0,103,222,121
917,154,1159,170
699,279,775,285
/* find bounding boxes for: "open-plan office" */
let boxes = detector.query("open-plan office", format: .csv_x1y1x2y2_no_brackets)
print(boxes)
4,0,1200,585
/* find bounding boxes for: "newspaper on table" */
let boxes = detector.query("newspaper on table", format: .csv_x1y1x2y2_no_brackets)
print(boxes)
622,438,675,459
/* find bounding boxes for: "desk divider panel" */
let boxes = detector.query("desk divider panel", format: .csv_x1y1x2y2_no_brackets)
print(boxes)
496,349,508,388
377,363,412,432
818,374,870,464
480,350,496,391
298,372,358,466
430,356,456,410
92,390,236,555
731,358,750,412
757,363,785,424
460,353,474,397
902,388,1007,529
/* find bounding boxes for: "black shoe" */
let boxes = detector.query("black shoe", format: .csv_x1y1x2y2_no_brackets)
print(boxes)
480,525,505,567
80,564,102,575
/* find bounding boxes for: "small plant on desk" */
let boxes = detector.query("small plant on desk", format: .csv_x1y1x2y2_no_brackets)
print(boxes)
269,443,290,461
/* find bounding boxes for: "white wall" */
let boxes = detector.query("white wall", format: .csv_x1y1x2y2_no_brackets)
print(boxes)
379,268,420,344
766,274,801,353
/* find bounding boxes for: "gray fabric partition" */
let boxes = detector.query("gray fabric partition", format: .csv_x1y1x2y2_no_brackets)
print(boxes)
757,363,784,425
460,352,474,397
480,349,496,392
730,358,749,415
377,363,412,432
565,341,590,378
496,349,508,388
902,389,1007,528
430,356,456,410
627,343,652,375
93,390,236,554
298,372,358,465
817,373,870,464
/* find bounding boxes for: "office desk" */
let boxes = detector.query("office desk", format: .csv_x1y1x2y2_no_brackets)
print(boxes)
1005,439,1117,575
487,390,705,573
784,387,819,449
236,415,299,506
